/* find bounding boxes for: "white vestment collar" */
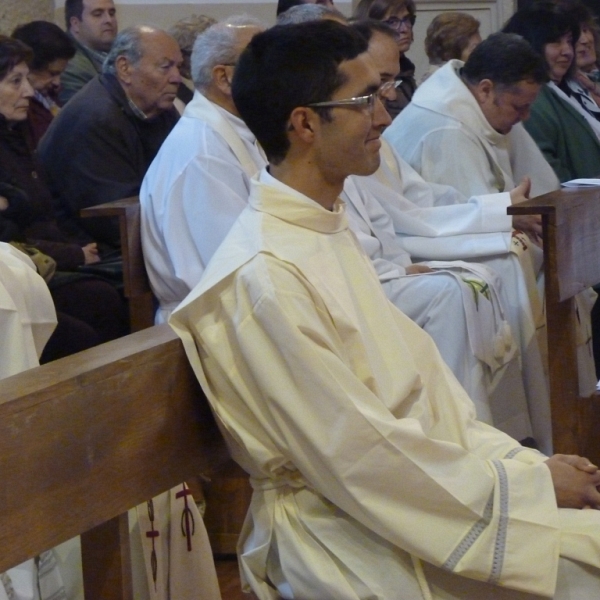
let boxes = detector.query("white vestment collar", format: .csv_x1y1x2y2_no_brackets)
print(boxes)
253,169,346,234
183,90,265,177
174,168,347,312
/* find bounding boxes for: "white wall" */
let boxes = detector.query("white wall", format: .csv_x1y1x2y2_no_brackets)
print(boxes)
52,0,516,80
1,0,53,34
53,0,353,29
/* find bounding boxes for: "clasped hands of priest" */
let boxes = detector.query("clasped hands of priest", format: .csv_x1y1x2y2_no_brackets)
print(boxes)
545,454,600,509
509,177,543,247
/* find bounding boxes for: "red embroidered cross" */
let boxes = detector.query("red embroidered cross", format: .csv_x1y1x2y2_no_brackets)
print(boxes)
177,484,195,552
146,499,159,588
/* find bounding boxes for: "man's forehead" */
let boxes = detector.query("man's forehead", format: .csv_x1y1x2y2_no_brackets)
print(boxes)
83,0,114,11
138,31,180,60
498,79,541,99
368,32,400,76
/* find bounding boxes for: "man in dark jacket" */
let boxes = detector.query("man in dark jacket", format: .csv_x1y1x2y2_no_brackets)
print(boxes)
38,25,181,247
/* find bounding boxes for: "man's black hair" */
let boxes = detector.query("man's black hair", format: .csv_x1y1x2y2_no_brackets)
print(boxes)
461,31,549,88
12,21,76,71
65,0,85,30
232,20,368,164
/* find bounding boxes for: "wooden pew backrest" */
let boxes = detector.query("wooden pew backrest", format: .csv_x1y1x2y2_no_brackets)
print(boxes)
0,324,230,575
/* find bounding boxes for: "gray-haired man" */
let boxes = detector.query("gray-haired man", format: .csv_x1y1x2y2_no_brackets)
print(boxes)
39,25,181,247
140,15,265,323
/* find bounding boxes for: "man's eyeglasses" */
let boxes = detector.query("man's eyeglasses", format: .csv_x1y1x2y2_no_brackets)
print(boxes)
378,80,402,96
306,81,399,114
383,14,416,29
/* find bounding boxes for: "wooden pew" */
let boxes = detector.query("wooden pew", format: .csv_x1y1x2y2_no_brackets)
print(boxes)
508,186,600,463
81,196,252,555
0,324,230,599
81,197,154,332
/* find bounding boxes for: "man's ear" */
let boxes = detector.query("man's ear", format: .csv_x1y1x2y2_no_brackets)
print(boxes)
287,107,318,143
473,78,494,105
212,64,233,96
115,55,132,85
69,16,81,34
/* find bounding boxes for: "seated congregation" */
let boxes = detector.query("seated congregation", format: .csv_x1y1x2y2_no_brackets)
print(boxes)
3,0,600,598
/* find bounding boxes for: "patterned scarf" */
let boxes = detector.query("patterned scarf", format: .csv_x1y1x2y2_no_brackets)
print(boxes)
549,81,600,142
565,76,600,121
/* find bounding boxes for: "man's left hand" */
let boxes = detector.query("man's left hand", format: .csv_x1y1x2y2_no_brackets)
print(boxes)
406,264,433,275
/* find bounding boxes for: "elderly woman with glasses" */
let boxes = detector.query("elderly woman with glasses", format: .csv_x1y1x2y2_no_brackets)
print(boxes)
0,35,126,360
354,0,417,118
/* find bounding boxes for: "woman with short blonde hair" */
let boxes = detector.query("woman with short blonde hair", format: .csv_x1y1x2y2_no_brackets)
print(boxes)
425,12,481,65
420,12,481,83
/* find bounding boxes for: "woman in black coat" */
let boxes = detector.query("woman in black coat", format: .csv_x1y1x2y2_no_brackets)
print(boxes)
0,35,126,361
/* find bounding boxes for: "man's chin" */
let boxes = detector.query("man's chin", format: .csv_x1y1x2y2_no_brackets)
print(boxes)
97,37,116,52
494,124,514,135
353,155,381,178
160,96,177,109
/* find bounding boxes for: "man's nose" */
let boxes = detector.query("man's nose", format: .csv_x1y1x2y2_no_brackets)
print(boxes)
170,66,182,84
373,95,392,128
381,87,397,102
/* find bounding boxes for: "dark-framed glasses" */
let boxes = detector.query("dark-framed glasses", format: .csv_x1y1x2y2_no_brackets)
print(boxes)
383,14,416,29
306,82,394,114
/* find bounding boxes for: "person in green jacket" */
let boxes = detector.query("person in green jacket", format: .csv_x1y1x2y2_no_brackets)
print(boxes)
504,1,600,182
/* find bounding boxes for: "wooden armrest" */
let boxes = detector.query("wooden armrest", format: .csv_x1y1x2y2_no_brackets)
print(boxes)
80,196,141,219
81,197,155,331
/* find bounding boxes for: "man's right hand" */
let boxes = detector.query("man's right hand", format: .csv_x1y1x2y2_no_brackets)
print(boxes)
0,195,8,211
509,177,543,245
82,243,100,265
545,454,600,509
509,177,531,205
